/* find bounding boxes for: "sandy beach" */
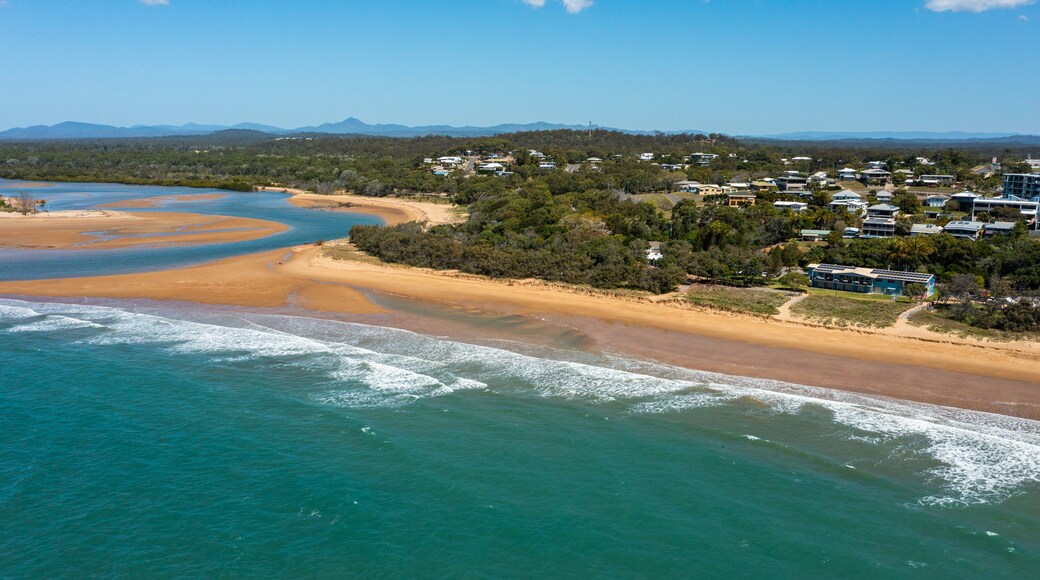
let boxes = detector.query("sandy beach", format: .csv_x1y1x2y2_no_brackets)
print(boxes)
3,191,1039,419
2,237,1039,419
261,187,465,227
0,210,287,250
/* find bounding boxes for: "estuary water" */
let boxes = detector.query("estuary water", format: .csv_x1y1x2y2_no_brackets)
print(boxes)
1,298,1038,577
0,179,381,280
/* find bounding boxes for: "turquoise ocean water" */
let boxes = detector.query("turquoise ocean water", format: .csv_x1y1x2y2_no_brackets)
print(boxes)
1,298,1039,577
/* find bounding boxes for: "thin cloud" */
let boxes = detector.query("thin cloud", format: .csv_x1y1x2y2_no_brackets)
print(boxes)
925,0,1034,12
521,0,593,13
139,0,170,5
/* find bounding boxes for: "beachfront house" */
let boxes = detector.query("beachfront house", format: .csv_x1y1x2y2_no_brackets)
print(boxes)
910,224,944,236
943,220,985,240
861,217,897,238
983,222,1017,237
807,263,935,297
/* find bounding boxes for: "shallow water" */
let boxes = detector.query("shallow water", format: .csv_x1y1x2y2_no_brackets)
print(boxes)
2,298,1038,577
0,179,381,280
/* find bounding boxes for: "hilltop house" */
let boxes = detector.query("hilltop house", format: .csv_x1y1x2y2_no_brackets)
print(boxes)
832,190,862,202
838,168,858,181
773,200,808,212
950,191,981,211
727,193,757,207
807,263,935,297
918,174,955,187
925,194,950,208
858,168,892,185
910,224,944,236
861,217,897,238
689,153,718,166
776,175,808,192
867,204,900,219
674,180,701,193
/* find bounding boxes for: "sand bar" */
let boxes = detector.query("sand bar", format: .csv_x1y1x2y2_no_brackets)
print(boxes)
97,193,227,209
0,210,287,250
2,242,1038,419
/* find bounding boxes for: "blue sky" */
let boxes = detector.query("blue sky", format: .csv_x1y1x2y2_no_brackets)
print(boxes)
0,0,1037,134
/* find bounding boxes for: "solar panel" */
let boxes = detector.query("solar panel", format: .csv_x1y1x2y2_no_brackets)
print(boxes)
869,269,934,283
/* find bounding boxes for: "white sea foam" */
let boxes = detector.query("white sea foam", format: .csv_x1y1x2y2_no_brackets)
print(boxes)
3,297,1039,506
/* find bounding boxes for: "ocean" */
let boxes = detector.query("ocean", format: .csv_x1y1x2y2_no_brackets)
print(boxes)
2,297,1038,577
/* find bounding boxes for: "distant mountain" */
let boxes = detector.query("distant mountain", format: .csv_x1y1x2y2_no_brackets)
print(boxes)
759,131,1023,141
0,117,711,141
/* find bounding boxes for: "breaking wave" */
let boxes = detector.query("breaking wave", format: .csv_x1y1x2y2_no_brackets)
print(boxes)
2,297,1038,506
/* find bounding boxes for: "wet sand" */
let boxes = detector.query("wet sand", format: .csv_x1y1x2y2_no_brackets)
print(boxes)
260,187,465,227
2,242,1039,419
97,194,227,209
0,210,287,250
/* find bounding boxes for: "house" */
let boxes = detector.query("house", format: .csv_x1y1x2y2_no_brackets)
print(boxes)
832,190,862,202
674,180,701,193
874,190,894,203
773,201,808,212
949,191,980,211
858,168,892,185
983,221,1017,237
696,184,723,195
477,162,505,173
646,241,663,261
807,263,935,297
750,181,776,193
838,168,858,181
727,182,750,190
867,204,900,219
791,156,813,163
809,171,830,186
918,174,955,187
830,200,868,214
800,229,832,241
538,161,557,170
916,157,935,166
727,193,757,207
586,157,603,164
861,217,897,238
843,227,860,238
689,153,718,166
943,220,985,240
865,161,888,170
925,194,950,208
639,153,655,162
437,156,464,167
776,175,808,192
910,224,944,236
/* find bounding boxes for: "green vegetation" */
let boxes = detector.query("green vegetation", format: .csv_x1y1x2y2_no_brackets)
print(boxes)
686,285,792,316
791,294,913,328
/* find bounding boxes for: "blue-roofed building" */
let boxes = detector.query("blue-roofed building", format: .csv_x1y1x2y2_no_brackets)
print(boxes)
807,263,935,297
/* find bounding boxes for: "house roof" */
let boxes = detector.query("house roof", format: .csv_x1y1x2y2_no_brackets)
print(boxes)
984,221,1016,231
809,263,934,284
944,220,984,232
911,224,944,234
868,204,900,211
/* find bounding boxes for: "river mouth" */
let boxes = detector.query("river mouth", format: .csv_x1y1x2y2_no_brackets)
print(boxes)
0,179,382,280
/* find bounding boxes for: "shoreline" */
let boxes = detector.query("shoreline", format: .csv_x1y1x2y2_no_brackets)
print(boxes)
2,241,1039,420
260,186,465,227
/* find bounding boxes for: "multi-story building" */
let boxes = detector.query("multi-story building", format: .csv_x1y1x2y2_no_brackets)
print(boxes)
1003,173,1040,199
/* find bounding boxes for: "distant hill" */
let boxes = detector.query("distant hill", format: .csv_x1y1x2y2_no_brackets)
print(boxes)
0,118,711,140
758,131,1023,141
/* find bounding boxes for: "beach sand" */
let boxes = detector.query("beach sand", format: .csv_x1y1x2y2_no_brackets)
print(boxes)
3,192,1039,419
262,187,465,227
2,241,1039,419
0,210,287,250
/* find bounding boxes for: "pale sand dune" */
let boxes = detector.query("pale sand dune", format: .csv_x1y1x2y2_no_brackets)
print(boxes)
0,211,287,249
2,241,1039,419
